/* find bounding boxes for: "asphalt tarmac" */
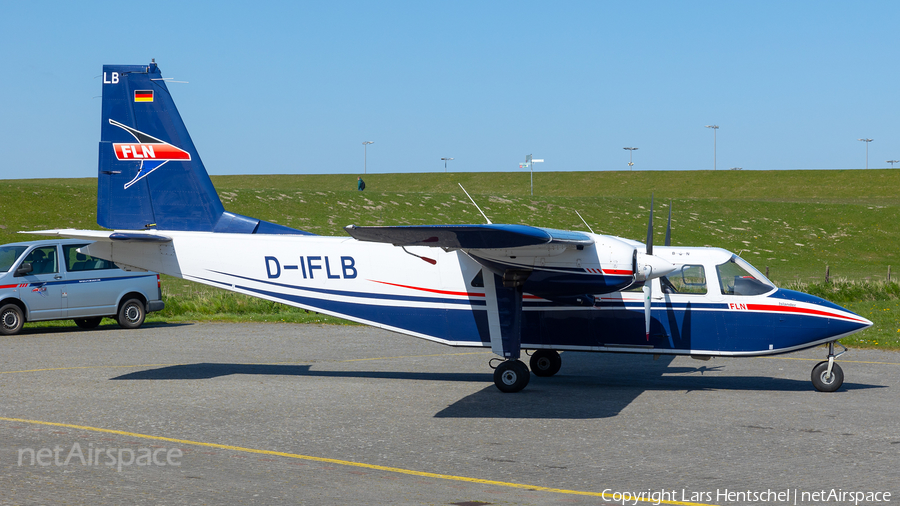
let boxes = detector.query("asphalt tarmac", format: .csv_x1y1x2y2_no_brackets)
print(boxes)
0,322,898,505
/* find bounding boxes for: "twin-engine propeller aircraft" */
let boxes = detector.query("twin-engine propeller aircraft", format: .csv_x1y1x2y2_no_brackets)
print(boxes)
33,61,871,393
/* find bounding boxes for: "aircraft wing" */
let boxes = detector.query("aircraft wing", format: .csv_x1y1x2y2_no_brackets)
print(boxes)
344,224,593,249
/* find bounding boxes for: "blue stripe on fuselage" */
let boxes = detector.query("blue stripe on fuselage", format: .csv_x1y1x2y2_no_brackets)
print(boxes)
199,270,866,355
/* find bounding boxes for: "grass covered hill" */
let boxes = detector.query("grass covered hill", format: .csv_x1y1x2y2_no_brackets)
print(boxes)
1,169,899,283
2,169,899,347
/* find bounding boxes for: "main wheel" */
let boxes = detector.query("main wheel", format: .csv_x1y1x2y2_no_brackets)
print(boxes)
117,298,146,329
529,350,562,377
811,361,844,392
74,317,103,330
0,303,24,335
493,360,530,393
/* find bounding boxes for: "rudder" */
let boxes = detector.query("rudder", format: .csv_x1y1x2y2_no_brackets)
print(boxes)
98,61,307,235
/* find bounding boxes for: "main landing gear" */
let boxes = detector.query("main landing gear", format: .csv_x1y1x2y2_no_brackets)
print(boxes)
493,360,530,393
811,341,847,392
529,349,562,377
491,350,562,393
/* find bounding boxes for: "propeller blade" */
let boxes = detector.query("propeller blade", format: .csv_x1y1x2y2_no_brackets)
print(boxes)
643,283,652,341
665,200,672,247
645,194,654,255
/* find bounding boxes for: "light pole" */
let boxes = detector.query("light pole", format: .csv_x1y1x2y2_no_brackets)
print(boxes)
857,138,873,169
705,125,719,170
362,141,374,174
888,160,899,168
522,155,544,195
623,147,638,170
441,157,454,172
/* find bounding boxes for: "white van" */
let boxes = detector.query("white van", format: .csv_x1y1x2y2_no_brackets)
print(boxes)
0,239,164,335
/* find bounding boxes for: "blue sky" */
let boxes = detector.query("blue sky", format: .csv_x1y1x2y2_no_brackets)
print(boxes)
2,1,898,178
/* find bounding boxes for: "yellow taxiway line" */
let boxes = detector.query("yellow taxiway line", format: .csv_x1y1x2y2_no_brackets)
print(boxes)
0,416,717,506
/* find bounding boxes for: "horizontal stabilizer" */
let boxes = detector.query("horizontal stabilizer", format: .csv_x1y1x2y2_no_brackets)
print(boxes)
344,224,592,249
21,229,172,243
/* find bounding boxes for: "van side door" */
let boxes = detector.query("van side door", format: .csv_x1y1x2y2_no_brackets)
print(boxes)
62,244,127,318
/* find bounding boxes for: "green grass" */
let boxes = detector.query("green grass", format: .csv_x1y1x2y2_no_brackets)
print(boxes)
3,170,900,348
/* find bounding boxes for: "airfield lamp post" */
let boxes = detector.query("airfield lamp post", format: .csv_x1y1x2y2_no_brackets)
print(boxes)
624,147,638,170
362,141,374,174
888,160,899,168
705,125,719,170
525,154,533,195
524,155,544,196
441,157,454,172
857,139,873,169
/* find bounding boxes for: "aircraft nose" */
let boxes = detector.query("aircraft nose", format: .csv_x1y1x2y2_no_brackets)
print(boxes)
827,301,873,330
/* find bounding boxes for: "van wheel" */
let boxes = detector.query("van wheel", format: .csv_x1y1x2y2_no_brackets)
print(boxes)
74,317,103,329
0,304,24,335
117,299,145,329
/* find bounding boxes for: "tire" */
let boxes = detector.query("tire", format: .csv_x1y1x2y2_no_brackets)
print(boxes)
0,303,24,335
493,360,530,393
117,298,146,329
811,361,844,392
74,317,103,330
529,349,562,377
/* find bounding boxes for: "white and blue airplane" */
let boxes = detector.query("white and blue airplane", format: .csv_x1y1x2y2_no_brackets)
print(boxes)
33,61,871,393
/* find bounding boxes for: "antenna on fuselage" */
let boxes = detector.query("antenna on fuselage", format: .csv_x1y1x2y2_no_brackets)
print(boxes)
665,200,672,246
575,210,595,234
459,183,492,225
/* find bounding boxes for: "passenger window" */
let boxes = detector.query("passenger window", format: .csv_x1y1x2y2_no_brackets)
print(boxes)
660,265,707,295
23,246,58,275
64,245,115,272
470,269,484,288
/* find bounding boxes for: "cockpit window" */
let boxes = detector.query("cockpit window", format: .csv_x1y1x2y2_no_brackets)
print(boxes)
660,265,707,295
716,255,775,296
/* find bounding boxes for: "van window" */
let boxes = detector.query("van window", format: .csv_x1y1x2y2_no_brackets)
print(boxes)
64,245,116,272
660,265,707,294
23,246,59,275
0,246,28,272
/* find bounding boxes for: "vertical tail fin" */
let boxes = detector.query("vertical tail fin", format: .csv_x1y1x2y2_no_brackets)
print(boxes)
98,61,307,235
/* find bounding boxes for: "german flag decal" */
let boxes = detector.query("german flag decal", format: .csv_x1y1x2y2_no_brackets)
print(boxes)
134,90,154,102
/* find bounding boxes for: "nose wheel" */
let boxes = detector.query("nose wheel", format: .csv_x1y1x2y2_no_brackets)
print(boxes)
811,341,847,392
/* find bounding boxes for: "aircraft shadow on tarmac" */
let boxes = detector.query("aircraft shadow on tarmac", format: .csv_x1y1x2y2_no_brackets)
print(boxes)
110,353,883,419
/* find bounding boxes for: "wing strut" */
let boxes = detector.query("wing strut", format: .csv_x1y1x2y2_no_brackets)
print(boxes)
483,269,532,393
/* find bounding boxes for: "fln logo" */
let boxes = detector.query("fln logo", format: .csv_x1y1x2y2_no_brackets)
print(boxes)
109,119,191,189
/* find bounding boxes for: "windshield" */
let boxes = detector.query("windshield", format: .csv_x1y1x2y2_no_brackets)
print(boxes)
716,255,775,296
0,246,28,272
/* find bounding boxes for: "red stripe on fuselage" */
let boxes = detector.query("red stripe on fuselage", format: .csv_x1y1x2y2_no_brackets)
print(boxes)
369,280,485,297
747,303,868,323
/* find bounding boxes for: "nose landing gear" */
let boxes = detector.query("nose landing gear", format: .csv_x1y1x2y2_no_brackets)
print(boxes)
811,341,847,392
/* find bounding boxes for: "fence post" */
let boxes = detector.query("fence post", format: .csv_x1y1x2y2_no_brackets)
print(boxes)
825,265,830,283
765,266,769,278
889,265,892,283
